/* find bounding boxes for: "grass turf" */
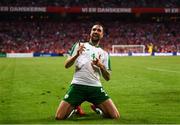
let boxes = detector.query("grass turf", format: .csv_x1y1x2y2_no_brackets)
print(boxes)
0,56,180,124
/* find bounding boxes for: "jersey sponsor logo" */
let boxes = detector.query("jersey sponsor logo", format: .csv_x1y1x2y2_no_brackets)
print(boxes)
86,49,90,51
91,53,96,60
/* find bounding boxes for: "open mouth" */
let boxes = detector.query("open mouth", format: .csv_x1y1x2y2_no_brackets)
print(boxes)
92,34,99,38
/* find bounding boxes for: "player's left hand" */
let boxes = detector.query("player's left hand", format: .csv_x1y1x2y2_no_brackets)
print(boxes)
91,55,103,68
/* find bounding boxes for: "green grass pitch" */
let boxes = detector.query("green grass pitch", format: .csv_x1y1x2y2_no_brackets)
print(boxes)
0,56,180,124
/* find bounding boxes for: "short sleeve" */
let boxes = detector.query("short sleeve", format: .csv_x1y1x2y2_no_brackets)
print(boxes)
70,42,79,56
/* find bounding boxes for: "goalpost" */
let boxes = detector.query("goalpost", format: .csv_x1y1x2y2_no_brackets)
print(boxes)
112,45,146,53
177,45,180,52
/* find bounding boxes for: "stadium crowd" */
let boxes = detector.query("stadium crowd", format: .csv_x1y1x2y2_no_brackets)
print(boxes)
0,0,179,7
0,21,179,54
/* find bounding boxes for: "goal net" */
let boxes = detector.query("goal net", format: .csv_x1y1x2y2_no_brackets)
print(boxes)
112,45,145,53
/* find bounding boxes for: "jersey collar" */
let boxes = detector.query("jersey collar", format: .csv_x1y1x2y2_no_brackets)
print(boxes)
88,40,100,48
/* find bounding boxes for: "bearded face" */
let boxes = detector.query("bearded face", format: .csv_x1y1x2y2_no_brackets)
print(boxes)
90,25,103,44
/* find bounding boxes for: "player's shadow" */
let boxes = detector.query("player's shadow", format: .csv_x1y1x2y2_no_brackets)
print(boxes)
67,112,104,121
3,113,113,124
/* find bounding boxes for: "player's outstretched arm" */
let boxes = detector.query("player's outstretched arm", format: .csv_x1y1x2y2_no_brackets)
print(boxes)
64,54,79,69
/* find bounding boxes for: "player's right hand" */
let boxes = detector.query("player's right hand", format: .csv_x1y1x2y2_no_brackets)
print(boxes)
76,42,85,56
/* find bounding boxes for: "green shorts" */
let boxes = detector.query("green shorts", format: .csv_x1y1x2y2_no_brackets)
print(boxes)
63,84,110,107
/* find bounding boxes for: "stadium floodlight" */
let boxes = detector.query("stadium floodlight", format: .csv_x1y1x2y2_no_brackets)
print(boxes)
112,45,145,53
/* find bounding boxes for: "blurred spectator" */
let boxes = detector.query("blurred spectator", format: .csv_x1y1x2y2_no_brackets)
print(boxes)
0,0,179,7
0,21,179,53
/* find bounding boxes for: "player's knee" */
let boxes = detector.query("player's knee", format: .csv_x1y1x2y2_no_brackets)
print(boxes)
111,112,120,119
55,113,66,120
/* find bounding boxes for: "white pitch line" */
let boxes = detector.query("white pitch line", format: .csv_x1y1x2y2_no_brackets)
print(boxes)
147,67,180,74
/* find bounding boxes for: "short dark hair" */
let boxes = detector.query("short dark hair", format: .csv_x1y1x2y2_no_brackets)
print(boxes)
92,22,106,35
94,22,104,29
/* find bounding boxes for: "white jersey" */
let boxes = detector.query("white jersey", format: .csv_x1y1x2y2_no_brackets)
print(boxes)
70,42,111,87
